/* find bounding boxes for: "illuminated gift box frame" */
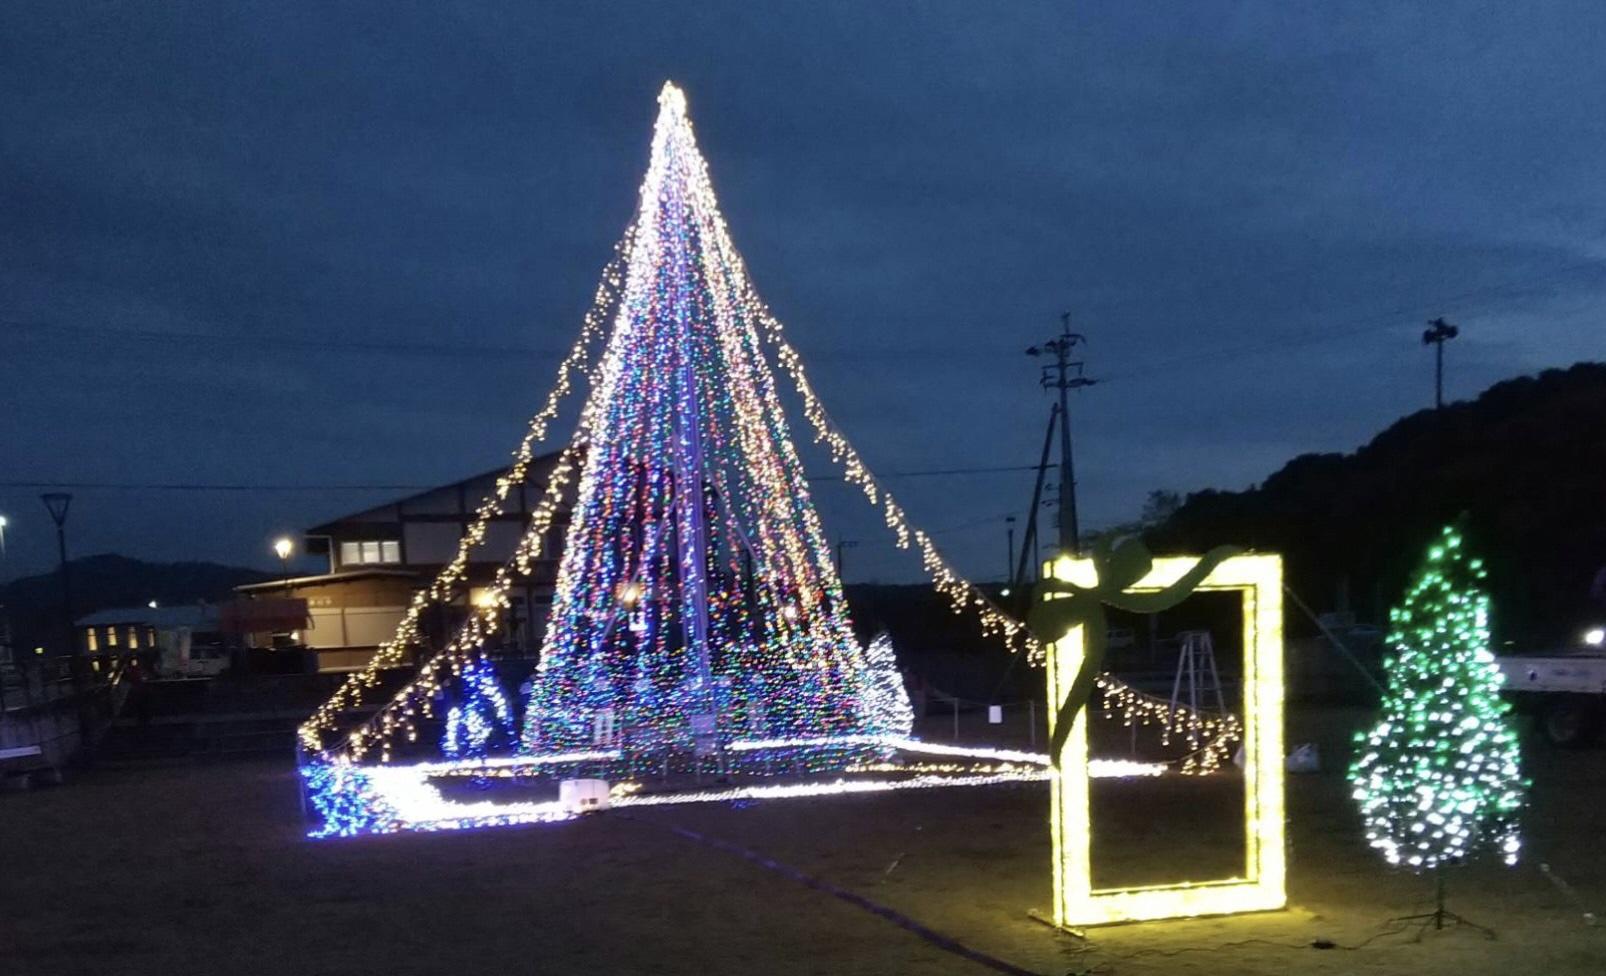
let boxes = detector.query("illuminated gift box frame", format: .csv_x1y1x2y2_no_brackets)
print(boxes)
1045,552,1286,927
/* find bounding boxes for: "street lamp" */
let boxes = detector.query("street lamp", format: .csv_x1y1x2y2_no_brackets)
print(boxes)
273,536,294,594
1423,317,1460,410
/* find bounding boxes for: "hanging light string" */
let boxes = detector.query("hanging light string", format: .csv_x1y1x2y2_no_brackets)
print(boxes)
1094,676,1240,774
695,196,1243,772
298,231,635,754
665,119,1033,661
758,311,1037,653
341,436,587,761
331,205,658,762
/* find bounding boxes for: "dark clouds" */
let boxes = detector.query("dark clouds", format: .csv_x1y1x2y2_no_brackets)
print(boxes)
3,1,1605,583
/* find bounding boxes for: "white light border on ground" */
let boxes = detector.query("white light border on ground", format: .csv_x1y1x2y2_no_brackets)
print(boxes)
1045,553,1287,927
312,737,1167,838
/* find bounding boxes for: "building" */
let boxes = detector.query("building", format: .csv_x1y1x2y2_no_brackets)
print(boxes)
236,452,571,672
75,604,229,677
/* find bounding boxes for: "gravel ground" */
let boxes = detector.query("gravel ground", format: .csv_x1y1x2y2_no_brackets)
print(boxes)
3,706,1603,976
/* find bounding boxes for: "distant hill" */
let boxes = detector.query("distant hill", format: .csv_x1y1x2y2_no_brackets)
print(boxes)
1145,362,1606,646
0,554,271,655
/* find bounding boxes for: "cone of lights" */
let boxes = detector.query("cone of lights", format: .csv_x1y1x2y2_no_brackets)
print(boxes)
295,83,1257,844
519,83,869,752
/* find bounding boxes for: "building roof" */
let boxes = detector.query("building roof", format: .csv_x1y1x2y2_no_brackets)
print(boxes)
234,568,420,594
75,605,220,630
303,450,569,536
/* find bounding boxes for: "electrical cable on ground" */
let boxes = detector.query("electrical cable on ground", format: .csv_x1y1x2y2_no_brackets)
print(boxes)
619,813,1046,976
1079,921,1420,961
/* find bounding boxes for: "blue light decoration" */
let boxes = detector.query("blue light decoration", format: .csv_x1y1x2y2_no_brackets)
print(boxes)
302,763,400,839
442,657,512,761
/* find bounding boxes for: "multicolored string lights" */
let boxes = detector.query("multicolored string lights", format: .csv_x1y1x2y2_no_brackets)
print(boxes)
299,83,1245,809
517,81,870,754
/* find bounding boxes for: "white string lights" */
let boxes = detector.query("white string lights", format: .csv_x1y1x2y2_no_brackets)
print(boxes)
1095,676,1241,775
302,736,1174,838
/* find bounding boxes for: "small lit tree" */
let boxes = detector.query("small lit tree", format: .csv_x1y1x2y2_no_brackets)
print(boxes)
443,658,513,761
861,634,913,739
1349,524,1525,926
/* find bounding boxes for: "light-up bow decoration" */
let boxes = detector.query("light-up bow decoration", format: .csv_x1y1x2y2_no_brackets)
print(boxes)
1028,538,1241,767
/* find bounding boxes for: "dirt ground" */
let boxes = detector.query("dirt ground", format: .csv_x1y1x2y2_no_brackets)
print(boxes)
4,707,1604,976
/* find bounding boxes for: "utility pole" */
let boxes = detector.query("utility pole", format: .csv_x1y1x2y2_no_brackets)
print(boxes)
1013,403,1060,587
1004,516,1016,587
1027,314,1096,554
834,537,858,580
40,493,74,663
1423,317,1459,410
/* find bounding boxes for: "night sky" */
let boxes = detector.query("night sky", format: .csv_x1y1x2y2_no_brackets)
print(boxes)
4,2,1605,585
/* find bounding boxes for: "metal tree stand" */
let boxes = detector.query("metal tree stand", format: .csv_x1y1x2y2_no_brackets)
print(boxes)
1390,868,1497,940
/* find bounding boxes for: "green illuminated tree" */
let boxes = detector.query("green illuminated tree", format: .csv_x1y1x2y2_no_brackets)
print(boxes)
1349,524,1525,874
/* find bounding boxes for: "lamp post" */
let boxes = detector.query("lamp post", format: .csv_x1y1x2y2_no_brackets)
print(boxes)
40,493,73,658
0,513,8,559
1423,317,1459,410
273,537,294,595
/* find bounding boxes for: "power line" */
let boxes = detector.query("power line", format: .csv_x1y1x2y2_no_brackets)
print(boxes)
4,317,1014,363
0,464,1043,494
4,318,572,361
808,463,1039,482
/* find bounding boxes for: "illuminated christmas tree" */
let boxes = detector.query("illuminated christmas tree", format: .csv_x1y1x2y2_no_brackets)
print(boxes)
442,658,512,761
1349,524,1524,878
301,81,1038,772
861,634,914,738
520,85,869,753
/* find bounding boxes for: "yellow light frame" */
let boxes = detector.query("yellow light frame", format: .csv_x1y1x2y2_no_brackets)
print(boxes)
1046,552,1286,927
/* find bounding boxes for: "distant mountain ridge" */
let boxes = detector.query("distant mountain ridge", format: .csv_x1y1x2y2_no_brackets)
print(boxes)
1146,361,1606,645
1,554,270,655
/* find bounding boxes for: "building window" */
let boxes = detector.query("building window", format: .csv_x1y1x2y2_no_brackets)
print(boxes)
340,539,401,567
127,627,141,649
107,627,119,648
86,629,99,652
